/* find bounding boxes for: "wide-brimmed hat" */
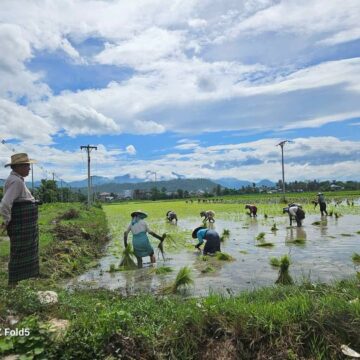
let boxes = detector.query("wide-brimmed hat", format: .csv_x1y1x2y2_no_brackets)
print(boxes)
130,210,148,218
317,192,323,195
192,226,206,239
5,153,36,167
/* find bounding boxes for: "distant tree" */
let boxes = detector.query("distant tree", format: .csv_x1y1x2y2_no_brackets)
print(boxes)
177,189,184,198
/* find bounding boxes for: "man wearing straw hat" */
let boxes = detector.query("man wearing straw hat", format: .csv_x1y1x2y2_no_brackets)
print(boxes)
0,153,40,285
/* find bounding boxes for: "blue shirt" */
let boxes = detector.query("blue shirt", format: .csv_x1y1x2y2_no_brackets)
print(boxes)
196,228,208,246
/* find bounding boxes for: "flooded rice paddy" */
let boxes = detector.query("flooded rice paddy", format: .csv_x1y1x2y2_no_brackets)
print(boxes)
69,211,360,296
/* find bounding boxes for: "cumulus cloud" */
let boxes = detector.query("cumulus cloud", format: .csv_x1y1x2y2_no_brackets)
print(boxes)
126,145,136,155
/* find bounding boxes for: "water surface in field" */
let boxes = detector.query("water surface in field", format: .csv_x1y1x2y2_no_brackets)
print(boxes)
68,214,360,296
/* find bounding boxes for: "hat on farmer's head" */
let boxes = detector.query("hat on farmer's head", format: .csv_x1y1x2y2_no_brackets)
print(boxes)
317,192,323,195
5,153,36,167
192,226,206,239
131,210,148,218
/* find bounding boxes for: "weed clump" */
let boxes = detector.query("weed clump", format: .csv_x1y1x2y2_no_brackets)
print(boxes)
275,255,293,285
119,244,137,270
59,208,80,220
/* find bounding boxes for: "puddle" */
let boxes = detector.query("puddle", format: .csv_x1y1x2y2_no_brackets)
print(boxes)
68,214,360,296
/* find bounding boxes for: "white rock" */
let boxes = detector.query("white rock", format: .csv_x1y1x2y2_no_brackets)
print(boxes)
341,344,360,358
37,290,58,305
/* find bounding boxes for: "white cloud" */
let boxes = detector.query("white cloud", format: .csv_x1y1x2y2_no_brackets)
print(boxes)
126,145,136,155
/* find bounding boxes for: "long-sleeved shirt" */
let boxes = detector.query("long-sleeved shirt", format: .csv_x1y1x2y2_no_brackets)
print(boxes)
0,171,35,225
196,228,208,246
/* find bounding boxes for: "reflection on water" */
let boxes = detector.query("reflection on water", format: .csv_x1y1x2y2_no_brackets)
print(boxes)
68,214,360,296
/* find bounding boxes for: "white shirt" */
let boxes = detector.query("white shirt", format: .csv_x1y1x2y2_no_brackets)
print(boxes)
0,171,35,224
289,206,298,216
127,219,150,235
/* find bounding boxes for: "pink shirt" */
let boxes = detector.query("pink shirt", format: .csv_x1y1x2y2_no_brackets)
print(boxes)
0,171,35,224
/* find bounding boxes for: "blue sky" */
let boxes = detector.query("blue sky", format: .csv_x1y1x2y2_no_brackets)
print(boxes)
0,0,359,182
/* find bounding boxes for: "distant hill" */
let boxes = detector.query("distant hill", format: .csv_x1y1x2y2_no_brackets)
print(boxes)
87,178,220,193
215,178,275,189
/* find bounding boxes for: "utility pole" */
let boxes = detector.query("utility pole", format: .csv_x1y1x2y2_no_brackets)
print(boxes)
80,145,97,207
52,172,55,181
276,140,291,201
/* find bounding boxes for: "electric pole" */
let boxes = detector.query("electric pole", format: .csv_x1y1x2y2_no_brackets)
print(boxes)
80,145,97,207
276,140,291,201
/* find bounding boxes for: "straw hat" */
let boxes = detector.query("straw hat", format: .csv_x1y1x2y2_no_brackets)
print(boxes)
130,210,148,218
192,226,207,239
5,153,36,167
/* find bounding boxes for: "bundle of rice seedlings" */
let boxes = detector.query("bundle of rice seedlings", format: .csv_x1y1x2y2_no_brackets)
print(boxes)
270,257,281,267
256,242,274,248
150,266,173,275
352,253,360,263
341,233,353,237
161,266,194,294
256,232,266,241
328,210,333,216
264,214,268,219
119,244,137,270
216,252,234,261
312,221,321,226
334,212,342,219
239,250,248,254
356,230,360,235
271,223,278,231
275,255,293,285
201,265,215,273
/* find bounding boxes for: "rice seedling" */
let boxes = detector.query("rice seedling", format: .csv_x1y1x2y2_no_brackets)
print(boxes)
201,265,215,273
119,243,137,270
256,242,274,248
352,253,360,263
200,255,209,261
256,232,266,241
239,250,248,254
270,257,281,267
312,221,321,226
334,212,342,219
222,229,230,236
162,266,194,293
356,231,360,235
150,266,173,275
264,214,268,219
328,210,333,216
341,233,353,237
216,252,234,261
275,255,293,285
271,223,278,231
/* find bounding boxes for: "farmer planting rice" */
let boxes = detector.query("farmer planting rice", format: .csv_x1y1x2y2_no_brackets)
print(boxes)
245,204,257,217
283,203,305,227
200,210,215,223
166,210,178,223
192,226,221,255
316,192,328,216
123,210,164,268
0,153,40,285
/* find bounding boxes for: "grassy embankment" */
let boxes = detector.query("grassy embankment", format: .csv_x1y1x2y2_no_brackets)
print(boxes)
0,198,359,359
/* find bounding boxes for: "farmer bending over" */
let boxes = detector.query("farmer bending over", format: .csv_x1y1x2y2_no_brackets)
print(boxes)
192,226,221,255
316,193,328,216
200,210,215,223
245,204,257,217
283,203,305,227
166,210,178,223
124,210,164,268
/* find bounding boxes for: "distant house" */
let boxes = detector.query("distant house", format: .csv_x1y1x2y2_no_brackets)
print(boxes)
330,184,344,191
99,192,111,201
